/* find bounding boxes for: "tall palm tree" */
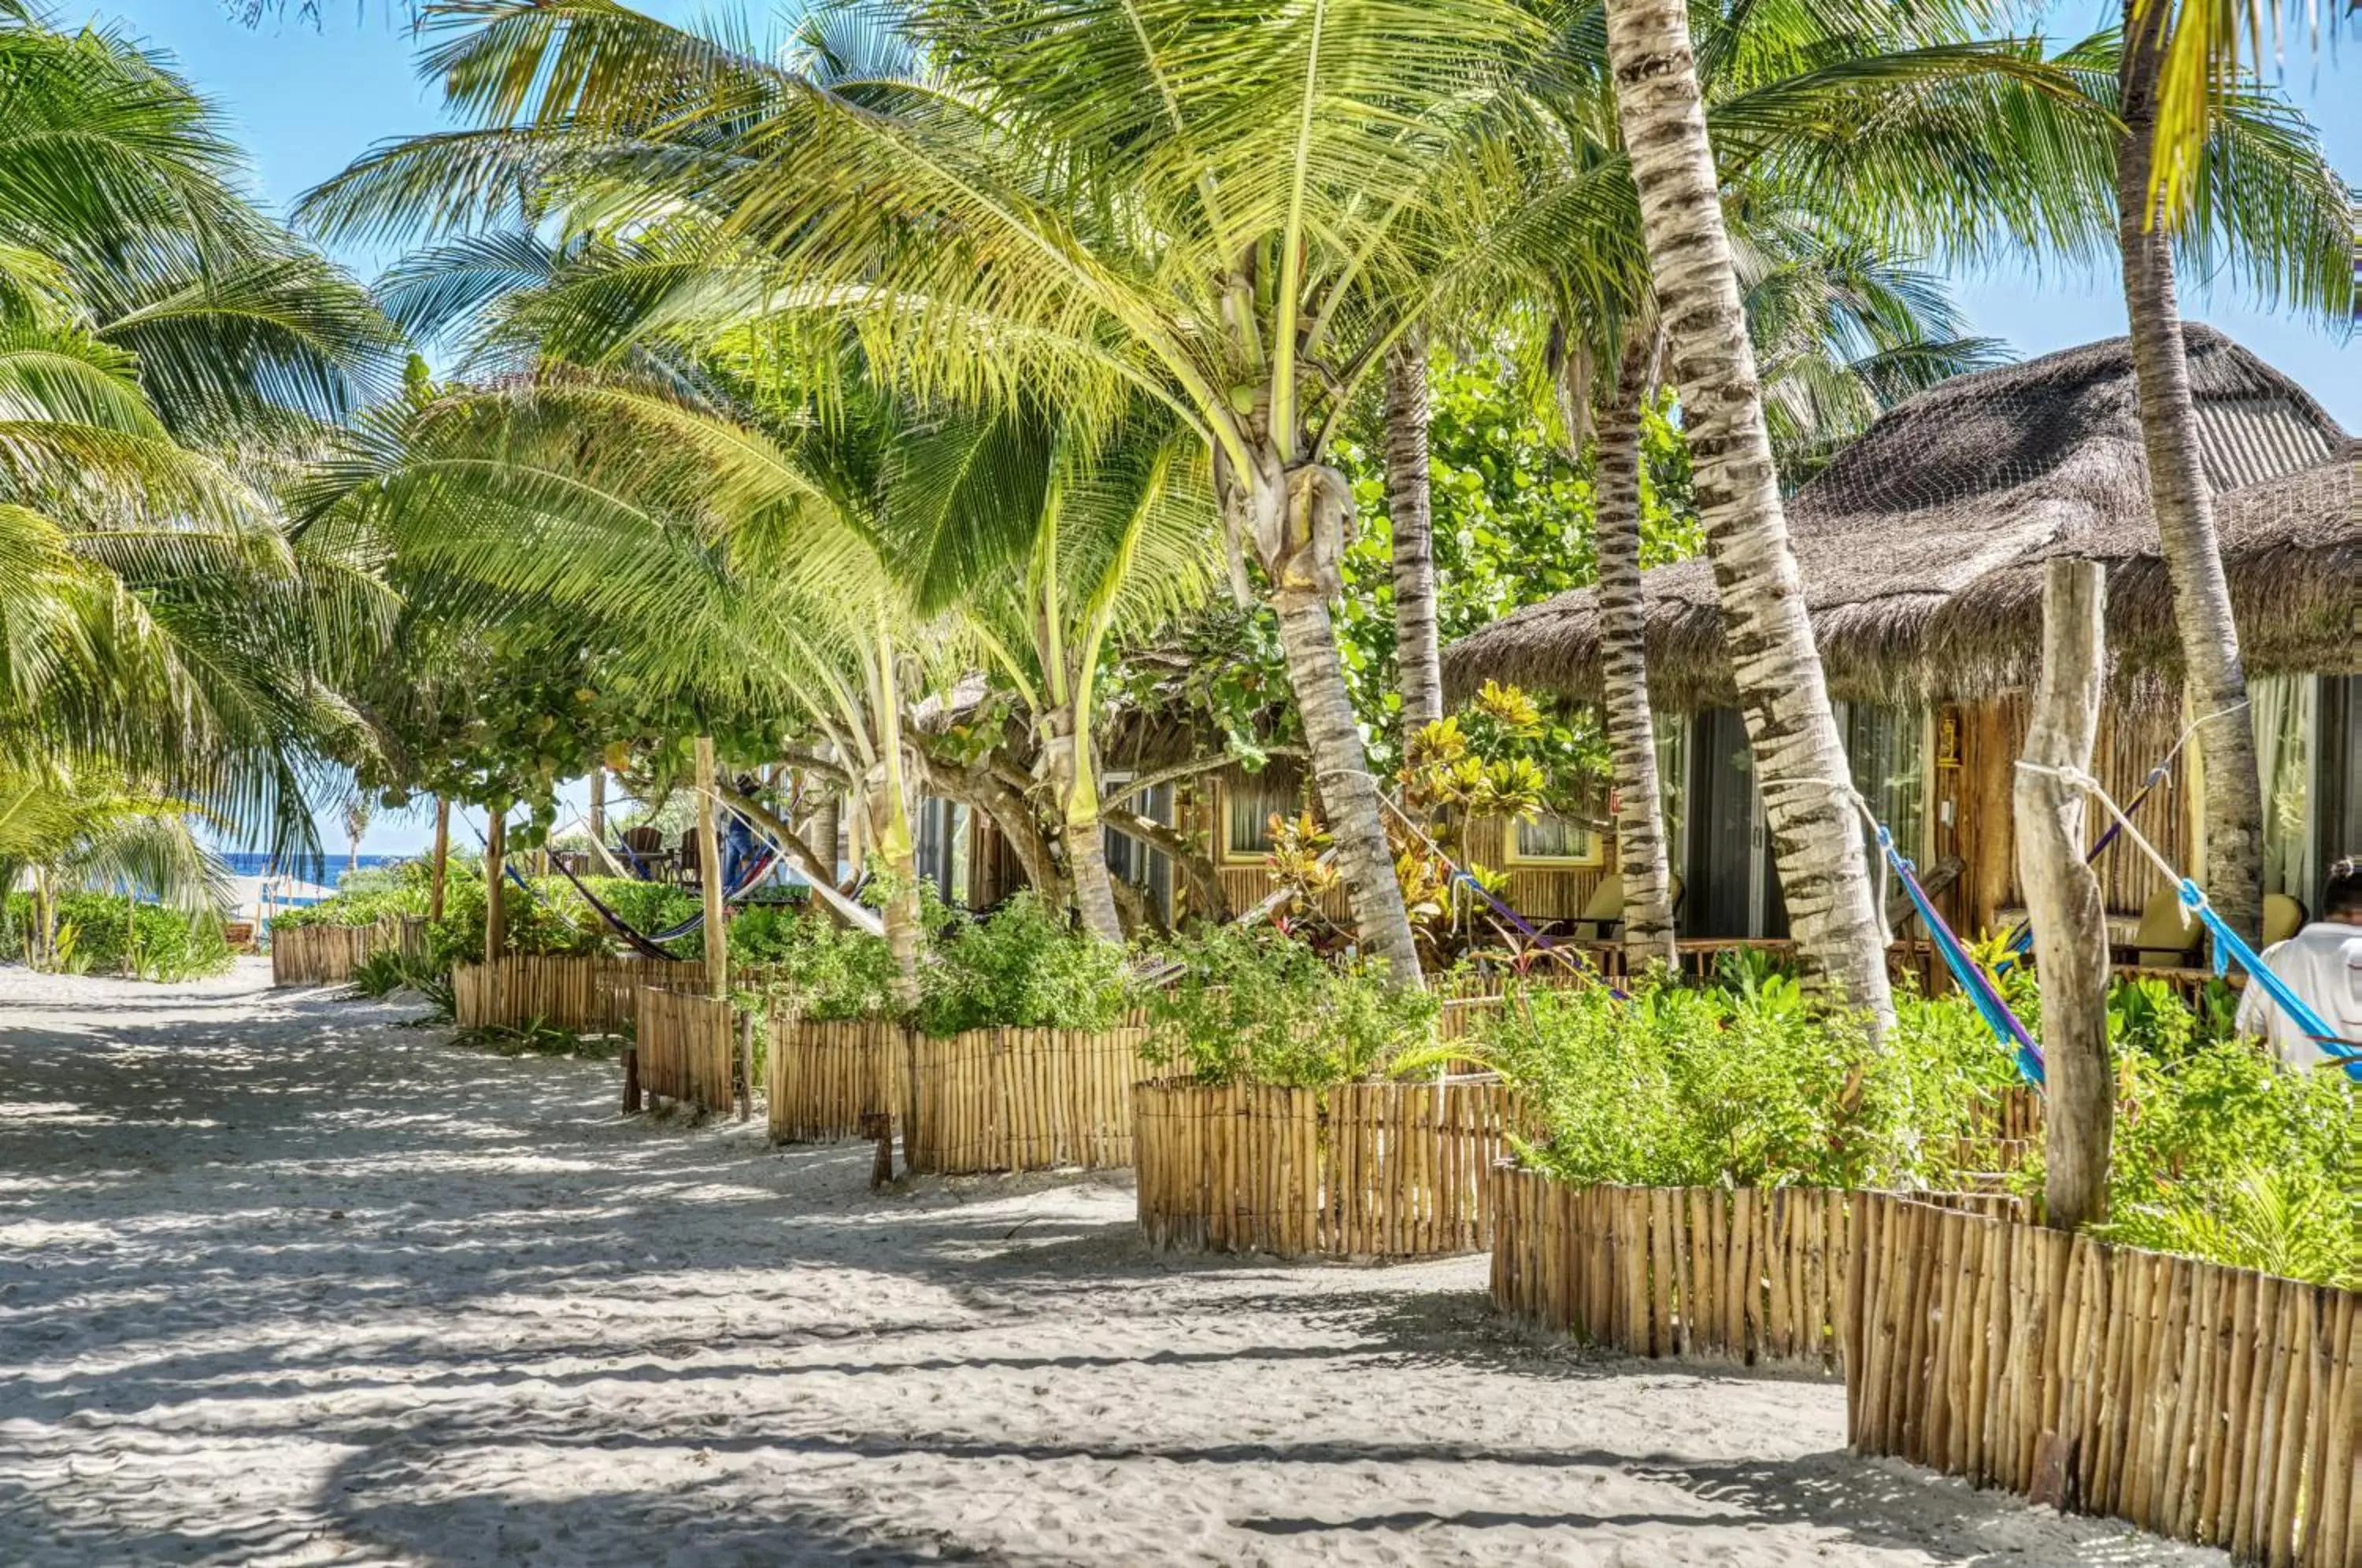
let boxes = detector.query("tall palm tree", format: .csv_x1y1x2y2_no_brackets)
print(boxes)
896,406,1216,941
0,9,402,860
1595,0,1901,1023
303,0,1624,985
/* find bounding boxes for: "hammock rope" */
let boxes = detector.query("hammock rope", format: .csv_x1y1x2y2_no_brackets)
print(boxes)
1997,702,2243,970
2016,760,2360,1082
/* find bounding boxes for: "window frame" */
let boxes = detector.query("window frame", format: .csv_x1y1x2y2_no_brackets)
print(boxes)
1501,808,1607,869
1219,777,1301,864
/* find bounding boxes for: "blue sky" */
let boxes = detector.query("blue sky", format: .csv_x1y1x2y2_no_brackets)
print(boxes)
93,2,2359,853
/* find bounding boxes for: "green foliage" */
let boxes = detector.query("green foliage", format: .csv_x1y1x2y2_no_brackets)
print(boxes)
913,890,1139,1037
2,890,231,981
2091,1039,2359,1287
1142,926,1439,1087
742,912,903,1023
1466,981,2020,1190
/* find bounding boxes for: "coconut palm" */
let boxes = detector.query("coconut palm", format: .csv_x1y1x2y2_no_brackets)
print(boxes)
1382,337,1444,738
302,0,1628,986
0,8,402,859
887,402,1217,940
0,762,232,971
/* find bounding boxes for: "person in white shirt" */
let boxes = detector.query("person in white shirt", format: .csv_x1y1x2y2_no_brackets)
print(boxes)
2236,858,2362,1071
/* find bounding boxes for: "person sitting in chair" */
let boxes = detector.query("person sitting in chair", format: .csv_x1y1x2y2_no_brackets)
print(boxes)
720,776,760,891
2236,857,2362,1071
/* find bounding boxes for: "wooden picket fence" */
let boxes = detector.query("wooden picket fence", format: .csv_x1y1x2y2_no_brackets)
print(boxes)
634,986,736,1111
766,1015,909,1143
271,916,425,986
1848,1192,2361,1568
905,1026,1152,1174
451,954,713,1035
1489,1169,2031,1367
1133,1075,1518,1258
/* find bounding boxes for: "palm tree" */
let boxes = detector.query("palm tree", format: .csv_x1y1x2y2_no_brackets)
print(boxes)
895,405,1217,941
1593,0,1906,1023
0,9,401,860
0,763,231,972
304,0,1632,986
2102,6,2352,941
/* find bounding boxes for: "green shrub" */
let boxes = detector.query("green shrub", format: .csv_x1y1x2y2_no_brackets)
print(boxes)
1464,980,2018,1191
2088,1038,2359,1285
4,889,232,981
1142,925,1438,1086
913,889,1138,1037
742,908,902,1022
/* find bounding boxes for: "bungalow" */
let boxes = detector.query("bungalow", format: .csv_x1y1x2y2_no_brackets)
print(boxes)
1435,327,2358,948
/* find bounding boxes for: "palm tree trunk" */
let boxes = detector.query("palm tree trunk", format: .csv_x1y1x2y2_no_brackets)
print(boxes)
1601,0,1893,1030
1228,458,1423,984
1383,335,1443,736
483,810,507,965
1586,336,1679,973
1067,812,1124,941
1272,584,1423,982
2118,1,2264,941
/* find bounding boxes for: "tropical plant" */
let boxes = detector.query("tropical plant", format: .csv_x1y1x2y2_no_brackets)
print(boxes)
913,889,1140,1037
1142,924,1441,1087
0,9,401,859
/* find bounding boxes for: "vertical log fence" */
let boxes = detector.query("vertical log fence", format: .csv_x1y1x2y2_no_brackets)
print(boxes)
269,915,427,986
452,954,716,1035
1847,1192,2360,1567
1133,1076,1517,1258
633,986,737,1112
767,1015,909,1143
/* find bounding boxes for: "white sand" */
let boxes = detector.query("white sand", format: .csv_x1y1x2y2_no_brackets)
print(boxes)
0,963,2217,1567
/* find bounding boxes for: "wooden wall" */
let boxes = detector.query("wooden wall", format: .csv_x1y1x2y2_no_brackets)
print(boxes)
1188,767,1612,924
1942,695,2193,937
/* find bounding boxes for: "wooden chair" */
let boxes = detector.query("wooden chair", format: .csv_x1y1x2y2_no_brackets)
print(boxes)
2262,892,2308,948
619,826,670,881
2116,887,2201,969
677,831,703,889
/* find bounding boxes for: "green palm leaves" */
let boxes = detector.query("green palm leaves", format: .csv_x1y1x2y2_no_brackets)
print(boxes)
0,9,403,861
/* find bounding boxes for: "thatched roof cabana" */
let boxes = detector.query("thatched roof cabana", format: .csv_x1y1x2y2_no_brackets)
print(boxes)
1442,327,2355,710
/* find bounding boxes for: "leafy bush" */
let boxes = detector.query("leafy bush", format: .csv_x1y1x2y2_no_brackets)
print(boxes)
2089,1039,2359,1286
1142,924,1438,1086
913,889,1139,1037
742,909,902,1022
3,890,232,981
1464,979,2019,1190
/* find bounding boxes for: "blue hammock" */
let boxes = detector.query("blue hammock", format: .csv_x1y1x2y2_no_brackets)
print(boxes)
2175,879,2360,1083
1875,826,2045,1088
472,815,779,961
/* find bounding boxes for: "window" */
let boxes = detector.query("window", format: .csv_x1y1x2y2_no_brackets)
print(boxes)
1837,702,1926,862
1506,809,1603,867
2252,673,2316,903
1223,777,1301,860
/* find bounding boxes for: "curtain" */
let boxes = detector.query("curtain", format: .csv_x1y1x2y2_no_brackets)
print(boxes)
2250,674,2316,906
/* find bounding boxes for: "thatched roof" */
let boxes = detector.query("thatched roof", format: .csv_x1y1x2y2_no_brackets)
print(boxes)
1442,326,2355,710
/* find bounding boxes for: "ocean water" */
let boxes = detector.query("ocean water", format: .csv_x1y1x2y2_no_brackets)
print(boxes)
218,852,413,882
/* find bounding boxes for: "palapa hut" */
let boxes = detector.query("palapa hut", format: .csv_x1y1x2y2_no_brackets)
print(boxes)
1442,327,2360,945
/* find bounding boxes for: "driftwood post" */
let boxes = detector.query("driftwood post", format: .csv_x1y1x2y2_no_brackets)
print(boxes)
483,810,507,965
428,797,450,923
2014,557,2113,1230
696,737,727,997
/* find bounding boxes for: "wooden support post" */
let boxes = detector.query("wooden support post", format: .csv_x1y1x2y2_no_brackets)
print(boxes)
2014,557,2113,1231
735,1010,752,1122
588,765,606,849
484,809,508,965
428,797,450,923
697,736,727,998
621,1046,641,1114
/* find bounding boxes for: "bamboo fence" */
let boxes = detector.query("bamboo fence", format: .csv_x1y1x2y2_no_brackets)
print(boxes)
904,1026,1153,1174
1488,1168,2025,1368
1133,1075,1518,1258
634,986,736,1111
451,954,713,1035
1847,1192,2360,1567
270,916,426,986
766,1015,908,1143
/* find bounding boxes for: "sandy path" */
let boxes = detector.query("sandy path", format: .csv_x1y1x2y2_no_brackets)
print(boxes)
0,963,2212,1567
